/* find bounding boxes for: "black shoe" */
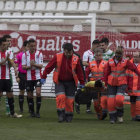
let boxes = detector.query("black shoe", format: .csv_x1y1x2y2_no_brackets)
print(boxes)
131,118,136,121
101,113,107,120
86,110,93,114
58,118,65,123
75,104,80,114
66,117,72,122
36,112,41,118
29,113,36,117
19,110,23,113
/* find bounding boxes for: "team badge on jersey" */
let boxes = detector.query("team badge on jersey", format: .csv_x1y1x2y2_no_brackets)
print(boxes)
121,59,125,63
102,62,105,65
36,55,39,58
73,57,77,61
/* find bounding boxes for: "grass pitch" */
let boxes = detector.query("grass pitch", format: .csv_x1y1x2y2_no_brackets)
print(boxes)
0,97,140,140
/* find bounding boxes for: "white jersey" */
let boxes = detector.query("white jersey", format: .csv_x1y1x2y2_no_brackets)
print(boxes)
83,49,94,77
22,50,43,81
83,49,94,63
0,50,13,79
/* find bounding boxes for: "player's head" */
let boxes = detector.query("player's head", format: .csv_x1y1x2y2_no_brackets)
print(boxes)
115,48,123,61
133,52,140,63
0,38,7,51
126,54,132,60
28,39,36,53
92,40,100,52
3,34,12,48
63,43,73,58
100,37,109,53
94,48,103,61
23,40,29,51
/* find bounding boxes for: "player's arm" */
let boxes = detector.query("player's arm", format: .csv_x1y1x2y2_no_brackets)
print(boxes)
0,55,8,65
22,53,31,70
31,53,43,69
82,52,89,66
85,64,91,81
22,65,31,70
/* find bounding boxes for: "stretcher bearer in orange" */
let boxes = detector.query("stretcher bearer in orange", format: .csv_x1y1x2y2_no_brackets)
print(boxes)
85,49,107,120
41,43,85,123
105,49,140,124
126,52,140,121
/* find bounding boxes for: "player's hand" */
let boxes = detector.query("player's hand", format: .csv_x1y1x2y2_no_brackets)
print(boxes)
30,61,34,66
41,79,46,85
16,77,20,83
80,85,84,89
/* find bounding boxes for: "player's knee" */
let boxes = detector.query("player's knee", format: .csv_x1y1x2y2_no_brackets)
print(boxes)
36,92,41,97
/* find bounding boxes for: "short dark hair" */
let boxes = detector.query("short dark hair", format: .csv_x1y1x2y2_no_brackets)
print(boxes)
95,48,103,54
23,40,28,47
118,46,124,50
63,43,73,51
100,37,109,45
3,34,12,39
0,38,6,45
115,48,123,55
92,39,100,45
28,39,36,44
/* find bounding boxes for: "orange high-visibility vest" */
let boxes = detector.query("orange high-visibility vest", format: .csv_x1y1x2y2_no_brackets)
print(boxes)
53,53,79,86
89,60,107,81
108,58,127,86
127,59,140,96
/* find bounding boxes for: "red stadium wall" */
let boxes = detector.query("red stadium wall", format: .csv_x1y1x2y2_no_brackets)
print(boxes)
0,31,140,60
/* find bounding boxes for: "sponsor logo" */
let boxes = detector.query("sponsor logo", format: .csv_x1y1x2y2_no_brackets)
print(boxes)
37,81,40,85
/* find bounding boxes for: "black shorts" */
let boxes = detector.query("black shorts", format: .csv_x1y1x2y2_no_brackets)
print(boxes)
0,79,13,92
18,72,26,90
26,79,41,91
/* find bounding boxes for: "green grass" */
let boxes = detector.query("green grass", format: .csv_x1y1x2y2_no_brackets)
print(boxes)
0,97,140,140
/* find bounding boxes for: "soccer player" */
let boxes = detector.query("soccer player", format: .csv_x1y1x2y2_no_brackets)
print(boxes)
22,39,43,118
75,40,100,114
0,38,22,118
100,37,115,61
14,40,29,113
41,43,85,122
1,34,17,115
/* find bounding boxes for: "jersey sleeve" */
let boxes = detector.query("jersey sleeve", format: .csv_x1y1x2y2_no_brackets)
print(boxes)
22,53,26,65
39,53,43,65
111,51,115,58
83,51,89,61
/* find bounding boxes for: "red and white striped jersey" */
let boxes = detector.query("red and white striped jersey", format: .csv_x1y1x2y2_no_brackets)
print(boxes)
0,50,13,79
22,50,43,81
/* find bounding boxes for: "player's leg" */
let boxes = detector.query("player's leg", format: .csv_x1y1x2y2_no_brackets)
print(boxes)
65,81,77,122
18,72,26,113
5,73,13,116
107,85,117,124
26,80,35,117
135,96,140,121
130,96,136,121
55,81,65,122
100,91,108,120
5,79,22,118
35,79,42,118
116,84,127,123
